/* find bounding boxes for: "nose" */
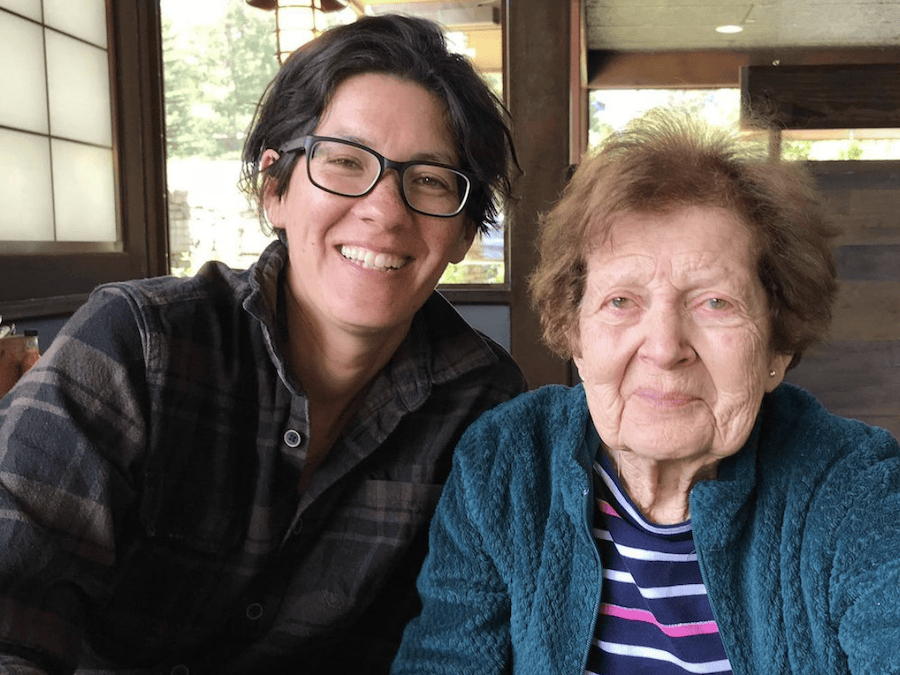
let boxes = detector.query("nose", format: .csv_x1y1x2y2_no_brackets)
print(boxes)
638,302,697,369
355,168,410,223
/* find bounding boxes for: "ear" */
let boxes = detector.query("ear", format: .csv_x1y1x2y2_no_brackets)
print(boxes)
447,219,478,265
567,318,583,362
260,149,285,229
765,352,794,393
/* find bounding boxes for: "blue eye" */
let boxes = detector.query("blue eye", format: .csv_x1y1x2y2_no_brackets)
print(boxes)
707,298,729,310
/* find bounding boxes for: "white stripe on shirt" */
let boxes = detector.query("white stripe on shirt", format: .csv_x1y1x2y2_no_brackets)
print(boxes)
593,528,699,562
604,569,709,599
597,641,733,674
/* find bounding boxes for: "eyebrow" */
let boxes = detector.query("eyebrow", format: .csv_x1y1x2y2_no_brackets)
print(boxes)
327,132,458,166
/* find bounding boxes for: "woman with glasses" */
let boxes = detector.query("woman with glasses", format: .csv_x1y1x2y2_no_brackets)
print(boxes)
0,15,525,675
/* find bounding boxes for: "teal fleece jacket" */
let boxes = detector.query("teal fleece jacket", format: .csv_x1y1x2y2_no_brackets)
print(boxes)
391,383,900,674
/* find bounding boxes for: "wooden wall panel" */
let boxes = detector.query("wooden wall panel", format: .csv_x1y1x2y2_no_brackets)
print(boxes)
786,161,900,440
742,64,900,129
831,282,900,342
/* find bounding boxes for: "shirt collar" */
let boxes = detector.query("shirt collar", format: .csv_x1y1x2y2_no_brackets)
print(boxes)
242,239,502,405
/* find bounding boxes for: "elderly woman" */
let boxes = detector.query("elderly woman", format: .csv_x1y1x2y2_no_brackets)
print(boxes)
391,110,900,674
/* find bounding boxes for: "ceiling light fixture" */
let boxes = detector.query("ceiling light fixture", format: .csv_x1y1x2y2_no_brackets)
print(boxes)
716,24,744,34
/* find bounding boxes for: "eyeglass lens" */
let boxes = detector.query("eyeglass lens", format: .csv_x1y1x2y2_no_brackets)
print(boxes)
307,139,468,217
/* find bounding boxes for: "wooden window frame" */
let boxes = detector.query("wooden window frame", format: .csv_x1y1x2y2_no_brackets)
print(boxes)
0,0,168,322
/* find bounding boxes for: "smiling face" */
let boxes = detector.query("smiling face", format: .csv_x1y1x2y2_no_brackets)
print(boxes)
264,72,475,343
573,206,793,466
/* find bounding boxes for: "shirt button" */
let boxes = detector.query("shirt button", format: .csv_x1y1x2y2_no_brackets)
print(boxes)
170,666,189,675
284,429,303,448
292,517,304,535
246,603,264,621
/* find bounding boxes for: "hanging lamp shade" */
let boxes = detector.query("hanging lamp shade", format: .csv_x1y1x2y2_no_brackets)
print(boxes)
277,0,355,62
247,0,355,63
245,0,347,12
245,0,278,10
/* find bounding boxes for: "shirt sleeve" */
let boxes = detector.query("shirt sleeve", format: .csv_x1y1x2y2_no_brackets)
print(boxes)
390,419,513,675
0,288,149,674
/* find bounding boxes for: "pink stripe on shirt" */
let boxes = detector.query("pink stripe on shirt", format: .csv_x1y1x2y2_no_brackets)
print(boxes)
601,603,721,637
599,500,620,519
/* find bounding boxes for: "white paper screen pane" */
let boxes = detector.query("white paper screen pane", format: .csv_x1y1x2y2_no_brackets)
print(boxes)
45,0,106,48
52,140,117,242
0,13,48,133
0,0,41,21
46,31,111,147
0,129,54,241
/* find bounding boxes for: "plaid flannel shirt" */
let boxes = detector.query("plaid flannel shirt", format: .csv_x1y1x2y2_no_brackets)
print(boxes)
0,240,526,675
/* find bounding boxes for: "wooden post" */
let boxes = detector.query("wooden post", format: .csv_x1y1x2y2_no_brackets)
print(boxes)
506,0,575,387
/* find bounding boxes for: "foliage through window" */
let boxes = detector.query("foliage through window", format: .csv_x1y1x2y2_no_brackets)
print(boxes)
163,0,278,277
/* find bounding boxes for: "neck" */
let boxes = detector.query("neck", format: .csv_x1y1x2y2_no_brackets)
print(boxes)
604,446,720,525
283,282,411,487
284,288,408,406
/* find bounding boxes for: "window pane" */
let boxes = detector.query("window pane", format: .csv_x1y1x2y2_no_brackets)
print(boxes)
52,139,117,242
0,129,54,241
0,0,40,21
782,129,900,161
0,0,117,253
589,88,741,148
588,89,900,162
0,11,48,133
437,28,504,286
45,0,106,47
46,30,112,146
162,0,279,277
167,158,271,274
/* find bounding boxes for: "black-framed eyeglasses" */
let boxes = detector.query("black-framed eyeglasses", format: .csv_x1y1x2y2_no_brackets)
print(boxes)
278,135,472,218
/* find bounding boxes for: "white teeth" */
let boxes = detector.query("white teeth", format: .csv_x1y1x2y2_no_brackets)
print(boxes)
340,245,407,271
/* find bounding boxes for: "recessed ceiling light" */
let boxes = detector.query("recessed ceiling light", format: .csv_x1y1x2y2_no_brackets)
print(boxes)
716,24,744,34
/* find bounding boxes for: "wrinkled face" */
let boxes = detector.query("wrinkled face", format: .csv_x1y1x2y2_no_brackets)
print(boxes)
572,206,792,464
265,72,474,341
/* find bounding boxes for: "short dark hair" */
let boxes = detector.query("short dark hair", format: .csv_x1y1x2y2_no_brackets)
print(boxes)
240,14,518,235
530,108,840,368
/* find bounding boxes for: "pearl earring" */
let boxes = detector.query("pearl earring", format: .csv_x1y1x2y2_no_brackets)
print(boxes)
769,370,777,377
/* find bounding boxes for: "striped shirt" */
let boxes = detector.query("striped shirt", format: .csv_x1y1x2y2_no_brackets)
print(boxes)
585,444,732,675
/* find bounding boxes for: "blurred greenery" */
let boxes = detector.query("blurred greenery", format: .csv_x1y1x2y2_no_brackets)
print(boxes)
782,140,813,160
440,261,504,285
163,0,279,160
